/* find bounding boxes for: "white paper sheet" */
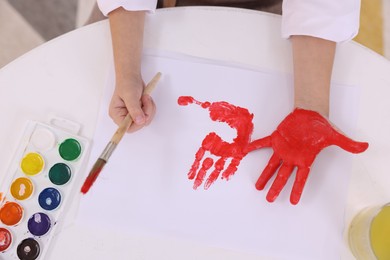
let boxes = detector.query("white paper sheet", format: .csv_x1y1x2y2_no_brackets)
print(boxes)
76,51,361,259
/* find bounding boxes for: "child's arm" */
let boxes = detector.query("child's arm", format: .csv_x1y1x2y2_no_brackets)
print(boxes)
108,8,155,132
291,35,336,117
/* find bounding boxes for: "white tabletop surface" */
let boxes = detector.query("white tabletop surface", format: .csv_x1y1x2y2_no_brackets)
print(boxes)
1,6,390,260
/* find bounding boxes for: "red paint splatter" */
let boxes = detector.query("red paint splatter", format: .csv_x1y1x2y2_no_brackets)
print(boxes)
178,96,258,189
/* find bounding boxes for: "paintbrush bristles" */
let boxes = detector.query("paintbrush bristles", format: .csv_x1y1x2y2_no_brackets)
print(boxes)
80,158,106,194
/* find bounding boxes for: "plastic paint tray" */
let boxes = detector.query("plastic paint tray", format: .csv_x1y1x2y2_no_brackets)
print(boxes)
0,119,89,260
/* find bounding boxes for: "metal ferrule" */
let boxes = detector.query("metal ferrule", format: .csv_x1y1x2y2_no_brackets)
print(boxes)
99,141,117,161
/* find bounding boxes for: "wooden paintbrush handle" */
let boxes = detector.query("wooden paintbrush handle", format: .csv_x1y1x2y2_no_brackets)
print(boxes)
111,72,162,144
144,72,162,95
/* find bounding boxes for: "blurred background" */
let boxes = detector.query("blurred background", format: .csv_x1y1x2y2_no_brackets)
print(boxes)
0,0,389,68
0,0,96,68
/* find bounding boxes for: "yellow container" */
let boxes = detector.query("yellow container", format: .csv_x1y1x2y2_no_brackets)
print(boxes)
348,204,390,260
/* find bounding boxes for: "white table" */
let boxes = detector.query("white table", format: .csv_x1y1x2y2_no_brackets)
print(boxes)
1,7,390,259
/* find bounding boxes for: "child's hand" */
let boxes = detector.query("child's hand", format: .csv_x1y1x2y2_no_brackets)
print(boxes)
109,73,156,132
248,108,368,204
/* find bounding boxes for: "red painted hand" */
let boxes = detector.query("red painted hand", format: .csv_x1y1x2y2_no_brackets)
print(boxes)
247,108,369,205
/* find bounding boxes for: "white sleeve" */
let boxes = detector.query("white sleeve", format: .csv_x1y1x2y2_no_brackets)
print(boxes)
97,0,158,16
281,0,361,42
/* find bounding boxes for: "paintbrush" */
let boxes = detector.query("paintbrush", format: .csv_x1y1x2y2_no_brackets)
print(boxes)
81,72,162,194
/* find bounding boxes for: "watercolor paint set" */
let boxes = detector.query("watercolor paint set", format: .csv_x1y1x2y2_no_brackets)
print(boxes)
0,119,89,260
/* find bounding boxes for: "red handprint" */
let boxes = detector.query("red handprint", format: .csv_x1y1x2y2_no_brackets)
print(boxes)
247,108,369,205
178,96,254,189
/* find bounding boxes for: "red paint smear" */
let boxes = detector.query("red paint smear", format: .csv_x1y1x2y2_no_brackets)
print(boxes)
178,96,256,189
178,96,210,108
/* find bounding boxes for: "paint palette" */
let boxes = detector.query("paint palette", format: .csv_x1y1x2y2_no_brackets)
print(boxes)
0,120,89,259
